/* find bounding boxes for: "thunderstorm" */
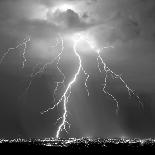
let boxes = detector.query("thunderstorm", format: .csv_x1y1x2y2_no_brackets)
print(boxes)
0,32,143,139
2,0,155,141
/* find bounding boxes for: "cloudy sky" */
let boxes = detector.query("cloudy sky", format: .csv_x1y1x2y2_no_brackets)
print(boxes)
0,0,155,139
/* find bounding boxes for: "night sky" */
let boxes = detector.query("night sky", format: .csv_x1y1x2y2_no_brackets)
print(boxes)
0,0,155,139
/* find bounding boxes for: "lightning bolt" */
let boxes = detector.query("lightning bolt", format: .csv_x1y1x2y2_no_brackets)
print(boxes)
97,48,119,114
24,34,65,96
54,38,84,139
40,33,143,139
96,48,143,114
0,32,143,140
49,35,143,139
0,36,30,69
41,34,91,139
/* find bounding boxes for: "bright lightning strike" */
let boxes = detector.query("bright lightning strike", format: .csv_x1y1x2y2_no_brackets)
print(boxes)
55,36,86,138
41,33,143,139
0,31,143,140
96,48,143,114
0,36,30,68
41,33,90,139
25,34,65,96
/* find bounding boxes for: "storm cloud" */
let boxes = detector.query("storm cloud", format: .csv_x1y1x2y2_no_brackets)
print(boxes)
0,0,155,139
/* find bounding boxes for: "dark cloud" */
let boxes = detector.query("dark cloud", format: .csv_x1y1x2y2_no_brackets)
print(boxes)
47,9,91,31
0,0,155,43
85,0,155,44
108,13,141,43
91,15,141,46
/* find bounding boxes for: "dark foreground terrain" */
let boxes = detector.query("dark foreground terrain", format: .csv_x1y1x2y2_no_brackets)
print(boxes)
0,137,154,152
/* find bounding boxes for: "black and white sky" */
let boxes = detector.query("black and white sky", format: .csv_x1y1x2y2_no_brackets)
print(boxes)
0,0,155,139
